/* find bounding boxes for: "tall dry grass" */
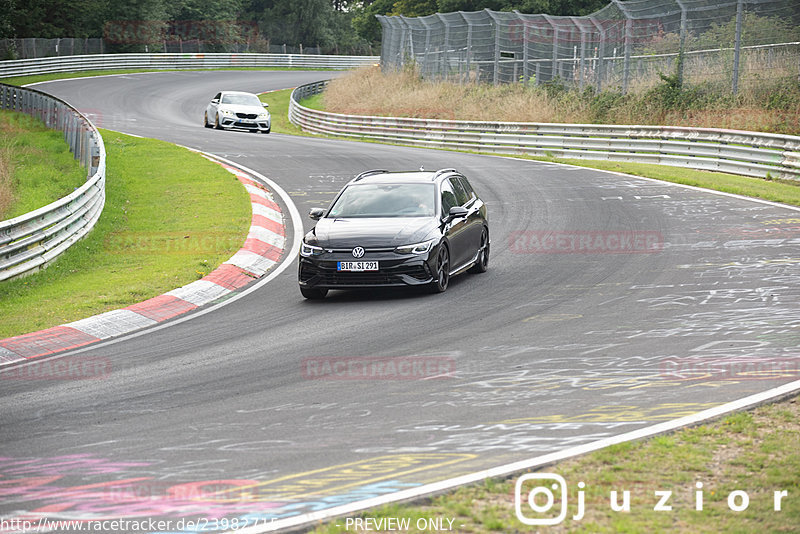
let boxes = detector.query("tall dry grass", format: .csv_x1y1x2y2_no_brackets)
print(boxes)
324,66,585,123
323,66,800,134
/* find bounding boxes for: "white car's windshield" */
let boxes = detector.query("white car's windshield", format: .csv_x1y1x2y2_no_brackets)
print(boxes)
220,94,262,107
328,184,436,218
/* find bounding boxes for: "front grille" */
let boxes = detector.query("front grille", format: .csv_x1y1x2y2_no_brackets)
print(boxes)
320,272,397,285
236,113,258,119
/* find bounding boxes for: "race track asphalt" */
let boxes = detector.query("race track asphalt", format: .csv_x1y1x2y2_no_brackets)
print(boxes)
1,70,799,532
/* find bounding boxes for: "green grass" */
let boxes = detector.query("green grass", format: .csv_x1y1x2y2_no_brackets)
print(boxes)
258,88,305,135
0,111,88,220
0,130,251,339
0,67,337,87
310,395,800,533
298,93,325,111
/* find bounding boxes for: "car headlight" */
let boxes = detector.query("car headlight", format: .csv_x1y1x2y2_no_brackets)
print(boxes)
258,112,270,119
300,241,325,257
221,109,234,116
394,239,435,255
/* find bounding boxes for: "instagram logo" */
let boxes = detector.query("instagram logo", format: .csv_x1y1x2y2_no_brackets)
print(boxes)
515,474,583,525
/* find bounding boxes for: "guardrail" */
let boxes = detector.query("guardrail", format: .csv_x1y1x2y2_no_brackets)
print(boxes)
0,83,106,281
0,53,380,78
289,81,800,182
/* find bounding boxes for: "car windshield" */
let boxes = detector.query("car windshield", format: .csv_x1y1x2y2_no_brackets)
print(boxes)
220,94,262,107
328,183,436,218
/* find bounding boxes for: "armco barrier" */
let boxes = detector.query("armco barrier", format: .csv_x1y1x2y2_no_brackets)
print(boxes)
0,83,106,281
289,81,800,182
0,53,379,78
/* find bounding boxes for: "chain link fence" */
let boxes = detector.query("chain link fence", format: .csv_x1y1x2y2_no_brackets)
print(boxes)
378,0,800,94
0,39,375,60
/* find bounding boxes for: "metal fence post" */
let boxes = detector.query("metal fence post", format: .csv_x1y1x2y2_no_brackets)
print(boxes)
420,17,433,79
574,17,587,90
437,14,451,81
543,15,558,82
514,11,530,85
675,0,688,85
610,0,633,93
588,16,606,93
486,10,501,85
732,0,744,95
461,13,473,84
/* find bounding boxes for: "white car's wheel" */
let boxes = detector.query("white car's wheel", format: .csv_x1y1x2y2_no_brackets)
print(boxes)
203,112,212,128
214,113,223,130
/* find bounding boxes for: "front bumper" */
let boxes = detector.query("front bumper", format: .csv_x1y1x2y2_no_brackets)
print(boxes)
219,116,271,132
298,251,435,289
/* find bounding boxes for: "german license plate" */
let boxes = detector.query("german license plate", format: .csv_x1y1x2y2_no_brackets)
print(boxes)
337,261,378,272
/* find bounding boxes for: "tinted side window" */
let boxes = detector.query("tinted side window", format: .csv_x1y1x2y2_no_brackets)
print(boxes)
458,176,476,201
449,177,469,206
213,92,222,101
441,181,458,217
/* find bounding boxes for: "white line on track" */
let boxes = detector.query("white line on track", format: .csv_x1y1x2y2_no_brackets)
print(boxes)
232,378,800,533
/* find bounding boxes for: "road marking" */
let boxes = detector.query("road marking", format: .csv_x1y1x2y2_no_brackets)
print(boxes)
230,378,800,533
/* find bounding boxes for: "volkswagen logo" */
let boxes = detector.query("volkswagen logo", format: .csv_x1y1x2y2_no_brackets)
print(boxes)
352,246,365,258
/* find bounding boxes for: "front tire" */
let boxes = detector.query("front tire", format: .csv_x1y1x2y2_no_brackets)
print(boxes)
301,286,328,300
468,227,489,274
214,113,223,130
428,245,450,293
203,112,212,128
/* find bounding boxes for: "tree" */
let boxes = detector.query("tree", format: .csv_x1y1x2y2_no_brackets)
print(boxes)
390,0,438,17
104,0,169,52
0,0,15,39
352,0,394,43
251,0,335,47
166,0,247,51
9,0,110,38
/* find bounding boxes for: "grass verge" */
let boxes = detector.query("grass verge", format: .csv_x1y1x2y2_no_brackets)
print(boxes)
310,394,800,533
0,129,250,339
0,111,87,220
258,88,306,135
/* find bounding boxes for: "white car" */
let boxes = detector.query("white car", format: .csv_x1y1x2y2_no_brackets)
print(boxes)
204,91,271,133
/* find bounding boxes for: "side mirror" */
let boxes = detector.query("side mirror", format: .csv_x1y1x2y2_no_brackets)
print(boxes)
445,206,468,222
211,99,219,104
309,208,325,220
262,102,269,108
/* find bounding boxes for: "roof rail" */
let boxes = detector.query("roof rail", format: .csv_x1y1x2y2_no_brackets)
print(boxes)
432,168,457,181
354,169,389,182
